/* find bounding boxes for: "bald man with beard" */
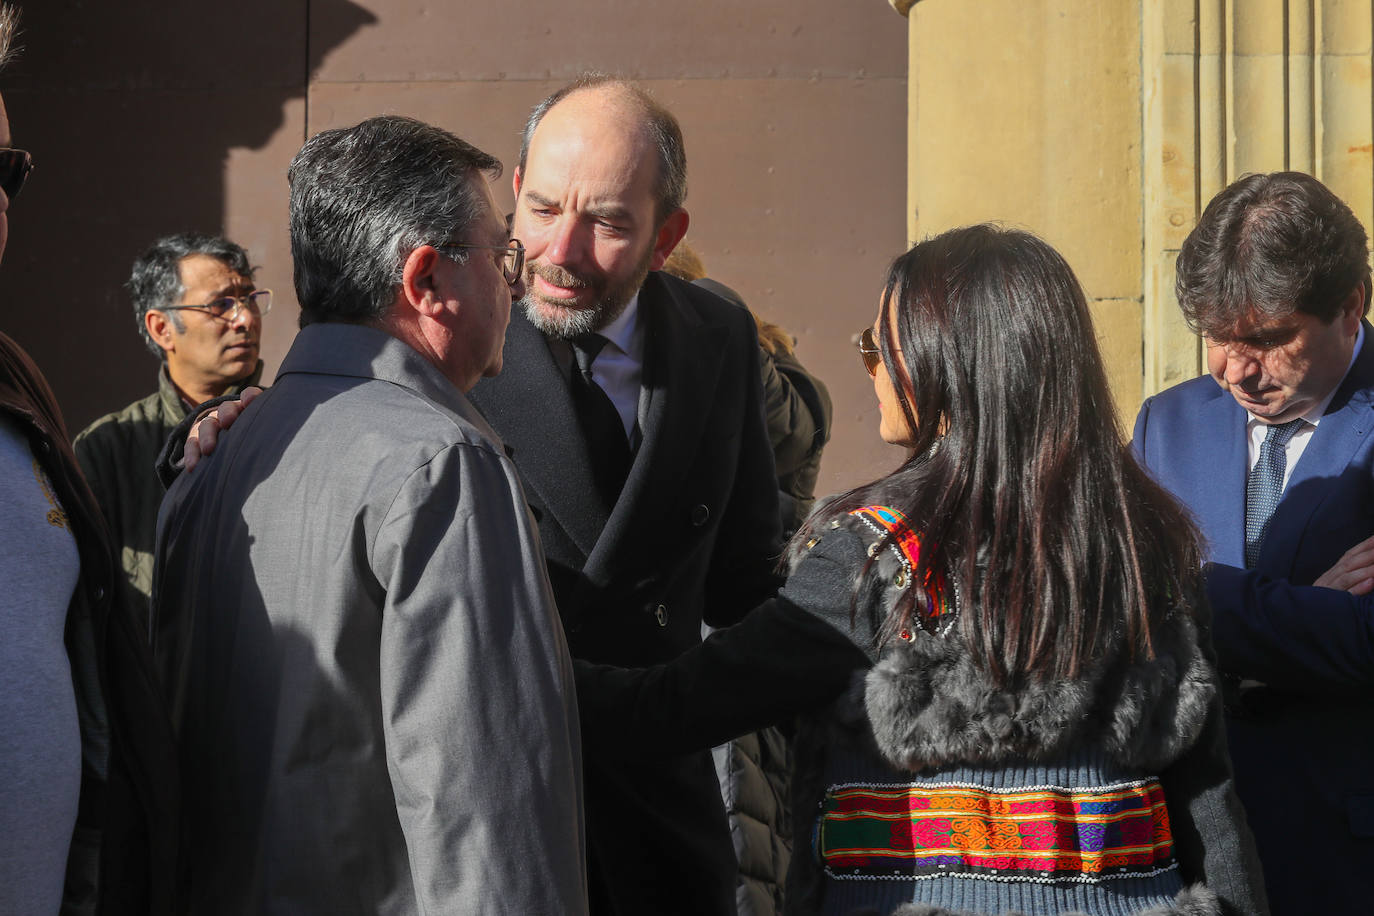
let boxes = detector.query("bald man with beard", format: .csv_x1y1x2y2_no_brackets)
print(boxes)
469,76,785,915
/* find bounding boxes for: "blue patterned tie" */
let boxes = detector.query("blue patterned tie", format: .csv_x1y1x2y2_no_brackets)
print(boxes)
1244,418,1306,568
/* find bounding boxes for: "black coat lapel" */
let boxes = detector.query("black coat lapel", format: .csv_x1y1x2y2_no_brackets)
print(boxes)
1262,321,1374,574
469,310,609,558
584,272,730,580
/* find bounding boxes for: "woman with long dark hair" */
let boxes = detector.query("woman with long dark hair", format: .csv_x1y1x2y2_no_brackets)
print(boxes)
773,225,1266,915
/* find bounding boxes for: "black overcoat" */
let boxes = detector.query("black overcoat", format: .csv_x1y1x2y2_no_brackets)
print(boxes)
471,270,785,916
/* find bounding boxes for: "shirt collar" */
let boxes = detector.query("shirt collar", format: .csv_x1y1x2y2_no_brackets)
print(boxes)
598,292,643,362
1246,321,1365,429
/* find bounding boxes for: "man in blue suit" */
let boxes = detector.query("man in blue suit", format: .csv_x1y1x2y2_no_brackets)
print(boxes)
1134,171,1374,914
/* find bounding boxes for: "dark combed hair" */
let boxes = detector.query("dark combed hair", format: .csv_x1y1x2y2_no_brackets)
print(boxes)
801,225,1204,686
127,233,254,357
1176,171,1371,338
288,115,501,327
518,73,687,222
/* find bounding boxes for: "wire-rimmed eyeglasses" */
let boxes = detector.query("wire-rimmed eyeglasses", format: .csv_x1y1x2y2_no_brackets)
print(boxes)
159,289,273,323
437,238,526,287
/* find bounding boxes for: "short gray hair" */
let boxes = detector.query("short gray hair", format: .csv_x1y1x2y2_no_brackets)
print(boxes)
518,75,687,222
128,233,254,357
288,116,502,327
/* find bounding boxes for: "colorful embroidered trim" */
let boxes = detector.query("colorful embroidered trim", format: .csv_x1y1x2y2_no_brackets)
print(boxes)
849,505,952,619
819,779,1175,884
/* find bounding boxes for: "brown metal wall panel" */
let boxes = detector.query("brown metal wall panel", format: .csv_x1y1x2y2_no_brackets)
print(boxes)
5,1,311,92
0,0,375,434
0,84,314,432
312,0,905,82
223,99,310,386
655,78,911,493
3,0,906,498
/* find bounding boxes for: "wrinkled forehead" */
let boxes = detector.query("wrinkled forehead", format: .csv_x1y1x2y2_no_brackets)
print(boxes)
177,253,252,292
524,95,659,207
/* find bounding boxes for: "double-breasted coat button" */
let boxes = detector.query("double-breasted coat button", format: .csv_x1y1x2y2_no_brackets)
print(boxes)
93,585,105,601
654,604,669,627
690,504,710,526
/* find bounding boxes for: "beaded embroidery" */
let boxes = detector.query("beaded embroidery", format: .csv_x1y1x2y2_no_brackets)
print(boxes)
848,505,957,636
818,778,1176,885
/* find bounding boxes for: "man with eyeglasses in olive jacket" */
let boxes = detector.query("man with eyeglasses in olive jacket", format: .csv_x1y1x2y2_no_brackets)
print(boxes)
75,233,267,632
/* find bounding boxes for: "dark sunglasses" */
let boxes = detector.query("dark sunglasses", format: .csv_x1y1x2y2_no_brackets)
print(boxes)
858,326,882,376
0,148,32,201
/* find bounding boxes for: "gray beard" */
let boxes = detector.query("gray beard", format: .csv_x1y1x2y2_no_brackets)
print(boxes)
520,293,625,339
520,245,654,339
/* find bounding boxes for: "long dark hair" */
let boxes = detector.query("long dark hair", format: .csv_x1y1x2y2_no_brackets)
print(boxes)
807,225,1203,685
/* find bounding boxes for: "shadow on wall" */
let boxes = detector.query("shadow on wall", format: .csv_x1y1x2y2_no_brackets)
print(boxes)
0,0,375,432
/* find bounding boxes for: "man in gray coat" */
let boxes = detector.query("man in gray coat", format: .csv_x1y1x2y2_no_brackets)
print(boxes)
153,116,587,914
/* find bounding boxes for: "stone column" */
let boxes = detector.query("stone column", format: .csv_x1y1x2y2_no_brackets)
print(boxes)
893,0,1146,414
1144,0,1373,394
889,0,1374,418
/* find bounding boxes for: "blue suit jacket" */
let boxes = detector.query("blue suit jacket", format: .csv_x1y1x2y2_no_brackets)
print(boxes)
1133,326,1374,914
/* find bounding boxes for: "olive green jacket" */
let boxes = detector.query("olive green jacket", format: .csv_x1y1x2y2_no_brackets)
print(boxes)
74,363,261,630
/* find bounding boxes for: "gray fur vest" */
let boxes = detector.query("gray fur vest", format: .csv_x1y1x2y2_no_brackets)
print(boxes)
864,583,1215,777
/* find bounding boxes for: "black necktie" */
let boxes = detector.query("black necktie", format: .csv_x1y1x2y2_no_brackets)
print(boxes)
1244,418,1305,568
569,333,632,507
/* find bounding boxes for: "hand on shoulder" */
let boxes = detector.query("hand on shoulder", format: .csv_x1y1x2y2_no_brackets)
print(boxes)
184,386,263,471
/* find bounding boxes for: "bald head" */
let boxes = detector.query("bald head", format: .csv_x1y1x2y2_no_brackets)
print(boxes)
519,76,687,222
511,78,691,338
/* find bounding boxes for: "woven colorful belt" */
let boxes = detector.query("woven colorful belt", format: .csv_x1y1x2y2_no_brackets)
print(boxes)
818,779,1176,884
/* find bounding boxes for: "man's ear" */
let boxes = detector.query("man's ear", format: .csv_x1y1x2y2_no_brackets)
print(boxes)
400,246,445,317
648,208,690,272
512,166,523,201
145,310,177,354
